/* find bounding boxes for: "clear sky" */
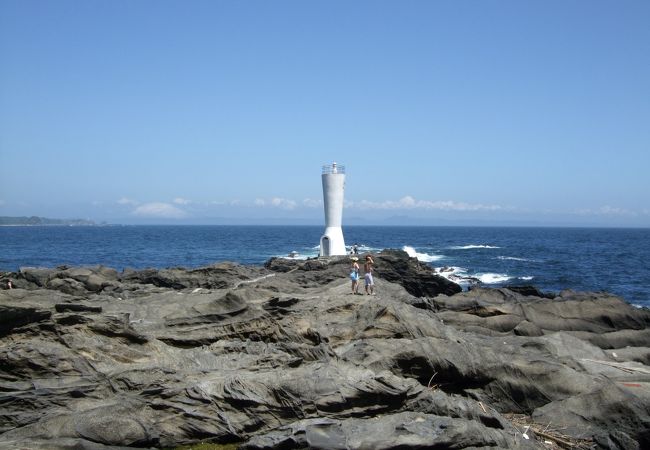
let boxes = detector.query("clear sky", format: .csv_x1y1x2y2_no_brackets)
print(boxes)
1,0,648,226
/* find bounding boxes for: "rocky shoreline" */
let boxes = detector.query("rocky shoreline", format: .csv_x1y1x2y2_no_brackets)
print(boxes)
1,250,649,449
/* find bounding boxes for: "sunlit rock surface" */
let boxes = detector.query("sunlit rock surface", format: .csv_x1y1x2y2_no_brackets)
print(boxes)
1,250,648,449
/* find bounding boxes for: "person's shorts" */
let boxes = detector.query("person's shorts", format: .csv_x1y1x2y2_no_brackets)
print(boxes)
364,273,374,286
350,272,359,281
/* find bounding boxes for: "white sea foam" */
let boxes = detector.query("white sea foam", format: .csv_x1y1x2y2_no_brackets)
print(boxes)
278,254,310,260
434,266,468,275
497,256,533,262
434,266,467,275
451,244,501,250
519,276,534,281
434,266,472,286
402,246,444,262
279,248,320,260
477,273,512,284
434,267,514,286
346,244,381,254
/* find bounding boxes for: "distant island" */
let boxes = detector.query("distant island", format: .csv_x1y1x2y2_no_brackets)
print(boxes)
0,216,97,226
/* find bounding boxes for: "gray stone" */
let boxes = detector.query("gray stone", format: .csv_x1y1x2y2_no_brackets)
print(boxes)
241,412,534,450
0,251,648,449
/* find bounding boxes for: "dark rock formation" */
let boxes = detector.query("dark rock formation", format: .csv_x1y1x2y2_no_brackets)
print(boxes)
241,412,518,450
502,285,555,299
265,250,462,297
0,250,648,449
372,249,463,297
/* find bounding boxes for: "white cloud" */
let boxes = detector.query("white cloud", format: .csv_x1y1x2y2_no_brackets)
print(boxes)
347,196,504,212
598,205,635,216
254,197,298,210
167,195,506,214
206,199,241,206
271,197,297,210
117,197,139,206
303,198,322,208
132,202,187,219
575,206,637,217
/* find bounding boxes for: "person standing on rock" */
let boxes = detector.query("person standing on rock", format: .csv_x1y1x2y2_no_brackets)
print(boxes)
350,257,360,294
6,280,13,289
364,255,375,295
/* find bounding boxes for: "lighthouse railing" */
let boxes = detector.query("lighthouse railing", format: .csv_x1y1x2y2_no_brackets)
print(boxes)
322,164,345,174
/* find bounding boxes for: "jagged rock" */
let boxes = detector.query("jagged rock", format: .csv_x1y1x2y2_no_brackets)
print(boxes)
532,382,650,448
57,266,119,292
240,412,531,450
265,250,462,298
503,285,555,298
606,347,650,365
0,302,51,336
0,399,159,449
120,262,269,290
18,267,56,287
375,249,463,297
47,278,89,296
432,287,650,335
54,303,103,313
0,251,648,449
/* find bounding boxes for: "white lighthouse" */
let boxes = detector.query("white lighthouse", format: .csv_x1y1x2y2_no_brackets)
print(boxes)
319,162,347,256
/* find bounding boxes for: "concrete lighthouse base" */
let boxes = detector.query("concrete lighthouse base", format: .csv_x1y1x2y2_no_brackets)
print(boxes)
319,226,346,256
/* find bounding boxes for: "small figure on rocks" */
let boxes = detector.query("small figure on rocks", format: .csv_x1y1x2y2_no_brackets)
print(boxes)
349,257,360,294
353,244,359,255
364,255,375,295
6,280,13,289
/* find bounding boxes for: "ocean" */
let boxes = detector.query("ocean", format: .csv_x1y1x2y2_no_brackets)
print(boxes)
1,225,648,308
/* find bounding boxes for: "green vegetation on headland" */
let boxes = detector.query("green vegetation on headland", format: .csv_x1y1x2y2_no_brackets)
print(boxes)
0,216,96,226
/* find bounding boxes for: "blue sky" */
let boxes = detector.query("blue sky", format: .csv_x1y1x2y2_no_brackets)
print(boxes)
1,0,648,226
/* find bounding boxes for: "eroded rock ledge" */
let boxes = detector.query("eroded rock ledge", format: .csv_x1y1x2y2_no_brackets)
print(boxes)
0,250,648,449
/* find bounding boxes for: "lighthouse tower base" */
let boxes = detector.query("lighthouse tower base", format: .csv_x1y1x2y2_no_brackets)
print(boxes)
319,226,346,256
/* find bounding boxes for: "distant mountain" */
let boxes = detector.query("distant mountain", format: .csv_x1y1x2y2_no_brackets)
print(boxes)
0,216,96,226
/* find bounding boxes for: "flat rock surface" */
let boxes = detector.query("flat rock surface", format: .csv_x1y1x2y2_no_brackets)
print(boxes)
0,250,648,449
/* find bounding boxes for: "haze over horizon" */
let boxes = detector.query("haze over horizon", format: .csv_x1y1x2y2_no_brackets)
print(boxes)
1,1,648,227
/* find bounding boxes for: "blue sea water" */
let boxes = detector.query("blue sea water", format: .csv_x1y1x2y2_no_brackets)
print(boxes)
1,226,649,308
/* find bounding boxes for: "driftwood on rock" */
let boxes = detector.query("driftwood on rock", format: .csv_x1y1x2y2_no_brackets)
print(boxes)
0,250,648,449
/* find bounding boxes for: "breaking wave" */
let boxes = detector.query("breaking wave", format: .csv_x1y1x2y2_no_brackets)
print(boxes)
434,266,472,286
402,246,445,262
278,251,313,260
477,273,512,284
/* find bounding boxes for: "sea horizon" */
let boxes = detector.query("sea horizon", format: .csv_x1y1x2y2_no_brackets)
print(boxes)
2,222,649,230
